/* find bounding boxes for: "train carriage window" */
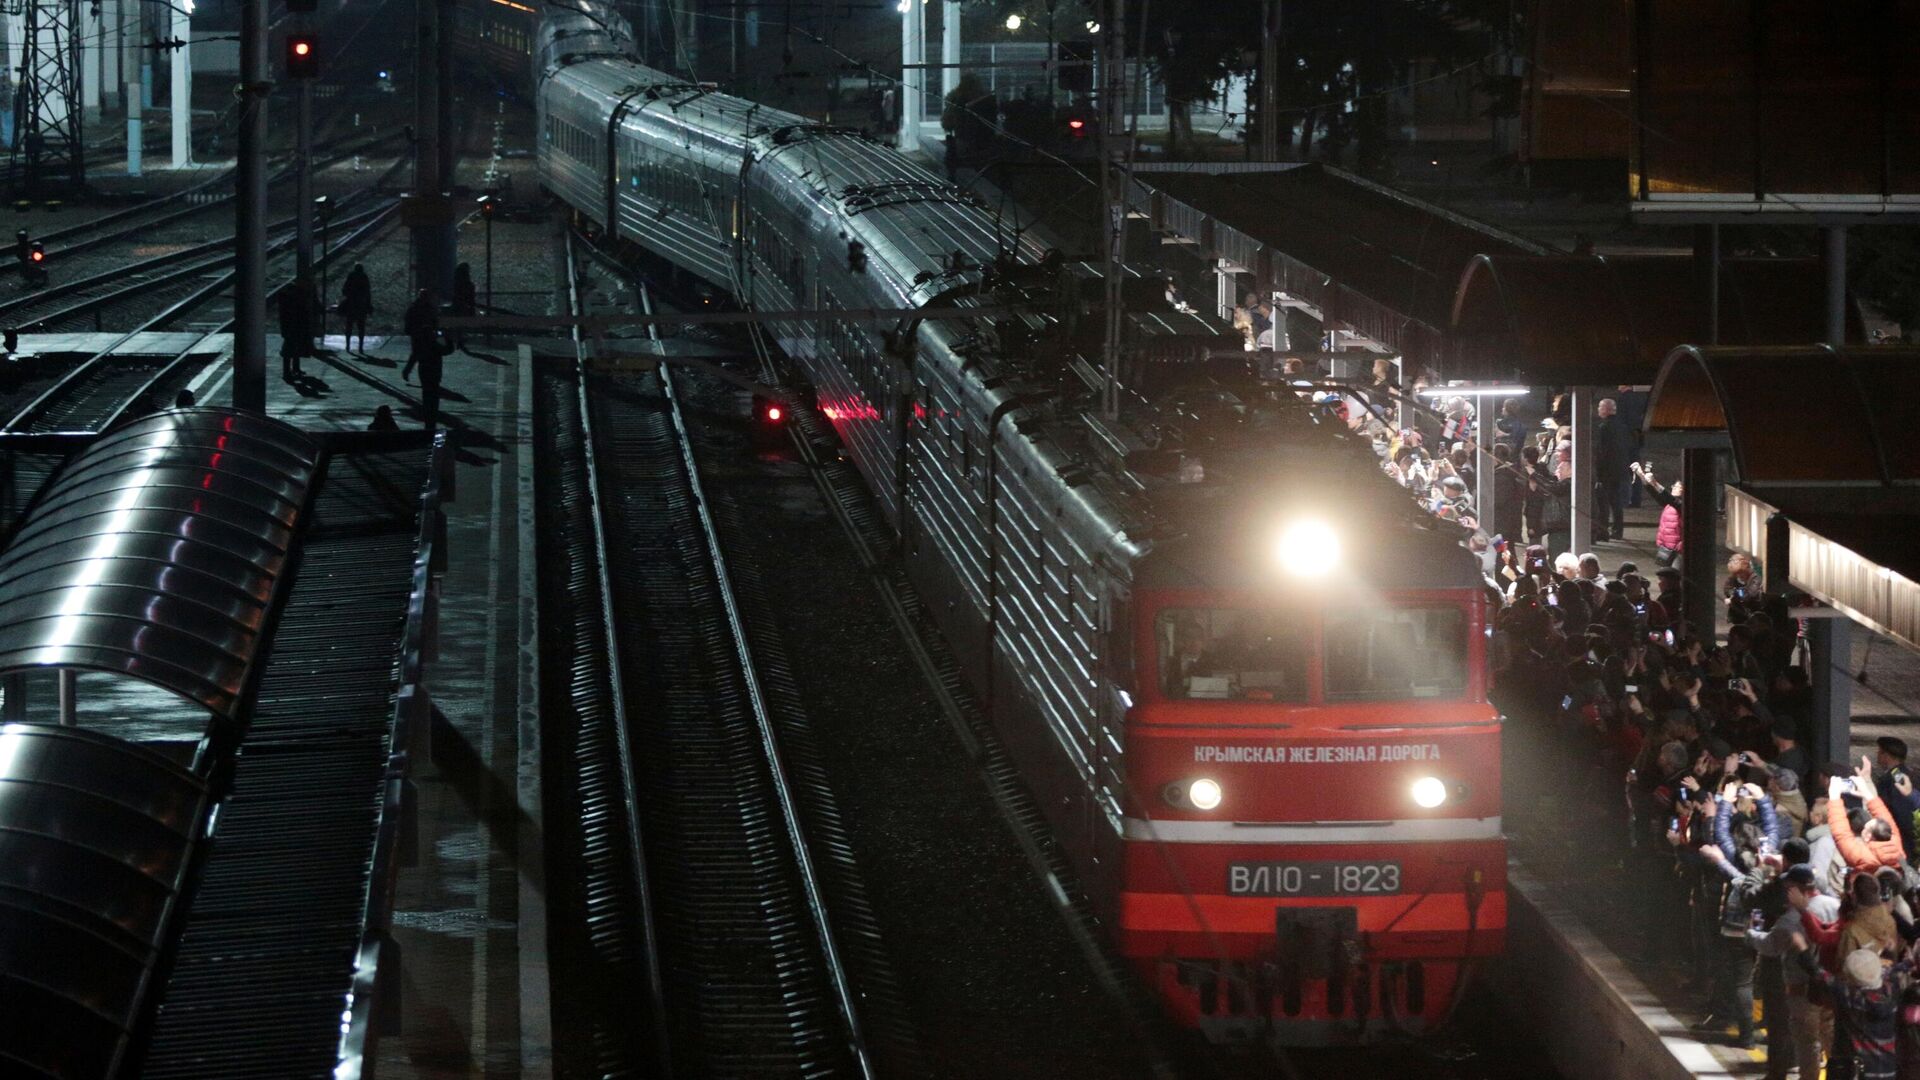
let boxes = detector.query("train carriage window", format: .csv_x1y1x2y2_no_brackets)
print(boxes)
1157,608,1308,702
1323,606,1467,701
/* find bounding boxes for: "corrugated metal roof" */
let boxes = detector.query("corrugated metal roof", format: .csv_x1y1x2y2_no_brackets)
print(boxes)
0,723,210,1080
1128,163,1546,370
0,409,319,719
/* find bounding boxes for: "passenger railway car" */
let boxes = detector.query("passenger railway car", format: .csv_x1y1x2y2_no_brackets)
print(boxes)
453,0,540,96
535,1,1505,1044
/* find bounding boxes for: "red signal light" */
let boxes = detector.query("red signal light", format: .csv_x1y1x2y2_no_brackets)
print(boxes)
1067,118,1085,130
28,248,43,263
766,405,783,422
286,34,319,77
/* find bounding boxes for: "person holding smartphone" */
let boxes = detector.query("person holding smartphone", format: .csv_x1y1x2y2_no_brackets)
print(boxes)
1633,461,1684,568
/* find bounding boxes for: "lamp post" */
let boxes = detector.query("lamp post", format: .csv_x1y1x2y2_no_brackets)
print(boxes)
314,195,332,339
477,194,495,315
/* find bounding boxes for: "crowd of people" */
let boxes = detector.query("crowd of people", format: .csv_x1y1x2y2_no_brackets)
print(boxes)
1310,362,1920,1078
1481,502,1918,1077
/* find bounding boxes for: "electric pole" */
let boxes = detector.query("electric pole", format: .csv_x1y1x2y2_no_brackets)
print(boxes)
1096,0,1125,419
410,0,455,300
234,0,269,411
13,0,85,197
1258,0,1279,160
295,64,315,286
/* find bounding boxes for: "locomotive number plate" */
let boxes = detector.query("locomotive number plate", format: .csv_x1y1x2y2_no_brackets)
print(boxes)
1227,861,1402,897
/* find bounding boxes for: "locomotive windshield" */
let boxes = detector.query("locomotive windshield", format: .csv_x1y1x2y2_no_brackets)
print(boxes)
1323,606,1468,701
1155,604,1469,703
1157,609,1310,702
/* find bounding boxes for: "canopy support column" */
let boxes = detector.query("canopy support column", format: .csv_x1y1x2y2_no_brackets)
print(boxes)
1809,617,1852,766
1681,448,1717,643
1568,387,1595,555
57,670,76,725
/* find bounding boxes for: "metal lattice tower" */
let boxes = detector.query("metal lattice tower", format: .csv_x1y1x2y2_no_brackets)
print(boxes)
11,0,85,196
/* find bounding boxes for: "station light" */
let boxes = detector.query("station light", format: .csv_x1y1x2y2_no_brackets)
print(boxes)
286,34,319,78
1411,776,1449,809
1274,518,1340,578
1416,383,1530,397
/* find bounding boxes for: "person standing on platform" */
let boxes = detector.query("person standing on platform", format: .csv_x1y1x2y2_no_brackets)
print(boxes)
402,290,436,383
1635,462,1684,567
339,263,374,354
1596,397,1633,541
277,277,314,380
450,263,477,352
1752,864,1838,1080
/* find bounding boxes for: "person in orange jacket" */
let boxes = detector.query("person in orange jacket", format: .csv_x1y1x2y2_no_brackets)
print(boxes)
1829,756,1908,872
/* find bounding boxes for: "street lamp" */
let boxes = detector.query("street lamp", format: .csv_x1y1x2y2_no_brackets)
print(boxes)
313,195,332,339
1004,13,1022,30
477,193,496,325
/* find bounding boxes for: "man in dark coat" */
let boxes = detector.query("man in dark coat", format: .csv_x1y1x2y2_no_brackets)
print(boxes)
1595,397,1634,541
339,263,374,353
277,277,316,379
401,289,436,383
405,291,454,430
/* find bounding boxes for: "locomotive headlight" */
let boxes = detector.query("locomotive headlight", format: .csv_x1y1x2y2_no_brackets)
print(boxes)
1187,777,1223,811
1275,518,1341,578
1410,776,1448,809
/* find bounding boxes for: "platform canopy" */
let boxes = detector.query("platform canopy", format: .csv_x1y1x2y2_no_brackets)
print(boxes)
0,723,210,1080
1127,163,1548,372
1446,254,1860,386
1647,345,1920,650
0,409,320,718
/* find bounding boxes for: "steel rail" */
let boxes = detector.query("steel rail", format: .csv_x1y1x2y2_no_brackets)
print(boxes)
634,274,878,1080
562,231,673,1076
8,128,403,277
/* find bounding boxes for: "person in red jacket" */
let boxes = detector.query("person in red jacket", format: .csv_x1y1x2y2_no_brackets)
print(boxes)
1830,758,1908,872
1634,462,1683,567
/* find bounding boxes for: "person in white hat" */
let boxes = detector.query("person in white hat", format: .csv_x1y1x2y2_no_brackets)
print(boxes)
1789,937,1910,1080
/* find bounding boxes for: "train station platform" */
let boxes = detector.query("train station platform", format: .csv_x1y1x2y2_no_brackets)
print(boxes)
1493,499,1920,1080
243,335,551,1079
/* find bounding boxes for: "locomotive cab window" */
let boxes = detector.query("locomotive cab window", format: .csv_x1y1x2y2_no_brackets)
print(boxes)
1323,605,1467,701
1157,608,1307,702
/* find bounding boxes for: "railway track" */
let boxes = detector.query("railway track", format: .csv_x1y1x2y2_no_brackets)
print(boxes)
1,128,403,290
534,232,910,1078
0,171,403,436
0,153,408,336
